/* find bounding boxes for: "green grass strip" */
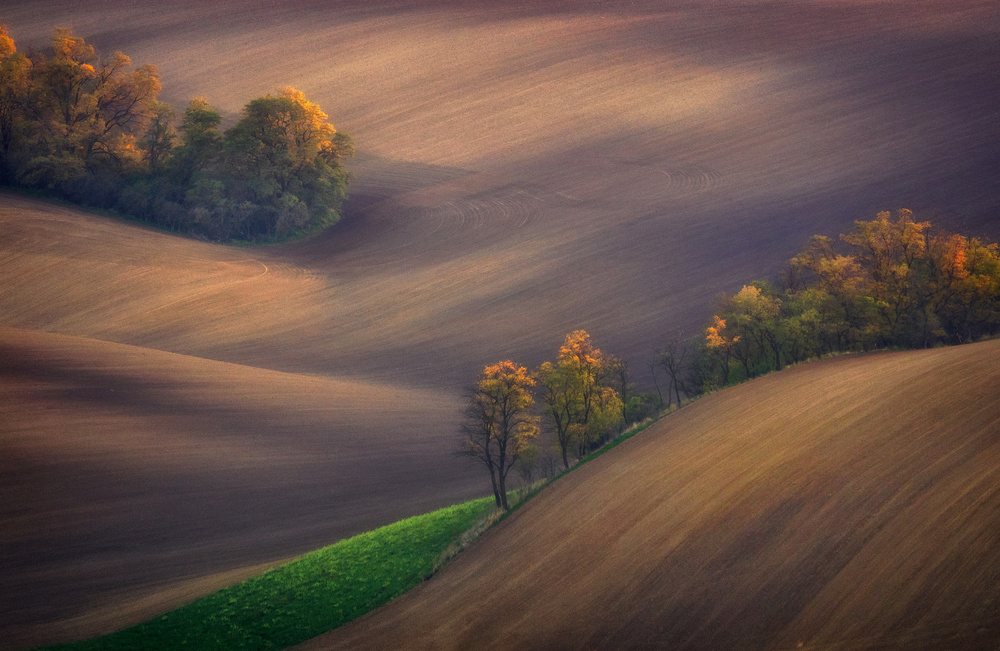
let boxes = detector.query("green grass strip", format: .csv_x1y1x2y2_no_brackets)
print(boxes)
44,497,495,651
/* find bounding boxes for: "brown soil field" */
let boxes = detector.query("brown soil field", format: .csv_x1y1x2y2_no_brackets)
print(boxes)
1,0,999,647
0,323,478,646
302,340,1000,650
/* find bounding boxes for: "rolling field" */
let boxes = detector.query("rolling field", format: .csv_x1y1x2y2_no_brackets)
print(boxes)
1,0,999,647
302,340,1000,650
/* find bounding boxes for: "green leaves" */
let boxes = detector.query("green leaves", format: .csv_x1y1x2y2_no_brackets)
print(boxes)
0,28,351,242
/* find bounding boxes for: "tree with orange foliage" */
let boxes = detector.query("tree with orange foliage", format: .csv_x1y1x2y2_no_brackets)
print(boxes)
462,361,538,510
676,209,1000,393
928,234,1000,343
788,234,874,351
721,283,786,375
704,315,738,386
0,25,30,161
26,28,161,178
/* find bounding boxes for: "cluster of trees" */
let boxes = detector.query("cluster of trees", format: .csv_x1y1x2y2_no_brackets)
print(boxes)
460,209,1000,508
0,26,351,241
654,210,1000,397
461,331,654,510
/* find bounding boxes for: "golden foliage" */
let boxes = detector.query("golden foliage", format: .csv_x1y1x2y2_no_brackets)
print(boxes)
705,315,739,349
0,25,15,58
540,330,623,467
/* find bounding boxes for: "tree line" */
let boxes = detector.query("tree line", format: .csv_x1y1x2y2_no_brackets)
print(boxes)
466,211,1000,508
0,26,351,241
653,210,1000,401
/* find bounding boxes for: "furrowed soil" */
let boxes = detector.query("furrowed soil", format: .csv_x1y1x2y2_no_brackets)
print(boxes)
301,340,1000,650
1,0,998,647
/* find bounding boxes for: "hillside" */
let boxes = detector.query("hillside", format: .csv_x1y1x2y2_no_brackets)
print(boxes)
303,340,1000,650
0,324,486,647
1,0,999,647
3,0,998,374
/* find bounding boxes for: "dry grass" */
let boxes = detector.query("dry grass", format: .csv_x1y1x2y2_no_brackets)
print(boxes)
301,340,1000,650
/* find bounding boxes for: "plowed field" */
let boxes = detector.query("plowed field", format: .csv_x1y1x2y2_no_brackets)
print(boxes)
1,0,998,647
302,340,1000,650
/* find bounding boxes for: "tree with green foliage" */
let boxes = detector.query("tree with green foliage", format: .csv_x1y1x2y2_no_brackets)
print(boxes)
25,28,160,182
141,100,175,175
0,26,352,242
841,209,930,346
716,283,786,376
539,330,623,469
220,87,352,239
171,97,222,183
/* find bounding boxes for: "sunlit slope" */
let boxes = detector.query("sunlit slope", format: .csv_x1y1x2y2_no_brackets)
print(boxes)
0,191,626,385
0,195,352,370
3,0,998,367
307,341,1000,650
0,325,480,648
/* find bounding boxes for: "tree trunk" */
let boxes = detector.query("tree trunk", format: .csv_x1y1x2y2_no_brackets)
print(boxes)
488,465,501,508
649,360,664,408
498,469,508,511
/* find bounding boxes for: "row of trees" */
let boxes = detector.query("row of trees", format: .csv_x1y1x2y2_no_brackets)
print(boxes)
653,210,1000,398
0,26,351,240
462,212,1000,508
462,331,640,510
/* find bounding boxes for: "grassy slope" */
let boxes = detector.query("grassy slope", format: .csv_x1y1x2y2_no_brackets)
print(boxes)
305,340,1000,650
44,498,495,651
0,323,480,648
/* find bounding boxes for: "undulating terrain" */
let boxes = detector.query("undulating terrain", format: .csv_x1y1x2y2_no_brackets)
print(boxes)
1,0,998,647
303,340,1000,650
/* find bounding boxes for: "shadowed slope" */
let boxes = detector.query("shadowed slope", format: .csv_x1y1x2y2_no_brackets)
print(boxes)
0,326,481,648
304,340,1000,650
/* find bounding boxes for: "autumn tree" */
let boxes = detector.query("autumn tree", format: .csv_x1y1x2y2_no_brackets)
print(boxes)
717,283,787,376
604,355,633,422
697,210,1000,378
539,331,623,468
788,235,876,351
704,315,738,386
25,28,161,181
925,233,1000,343
650,210,999,411
141,100,175,175
0,25,31,168
169,97,222,185
841,209,930,345
461,361,538,510
538,359,576,470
